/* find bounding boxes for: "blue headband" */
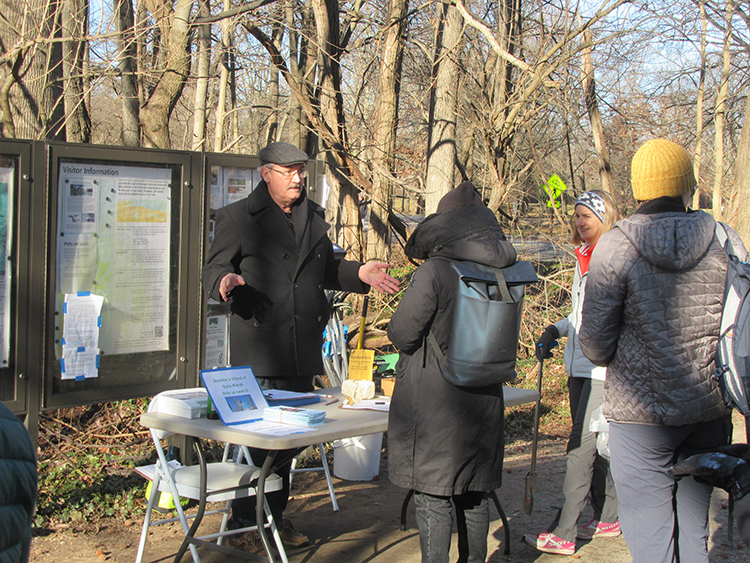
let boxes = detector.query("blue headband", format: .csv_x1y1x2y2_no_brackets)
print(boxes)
575,192,606,223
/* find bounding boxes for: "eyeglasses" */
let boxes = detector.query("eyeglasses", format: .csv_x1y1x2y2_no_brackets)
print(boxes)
267,166,307,180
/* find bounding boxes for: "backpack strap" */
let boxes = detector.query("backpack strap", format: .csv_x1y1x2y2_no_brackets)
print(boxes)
715,221,736,258
490,267,514,303
427,331,446,363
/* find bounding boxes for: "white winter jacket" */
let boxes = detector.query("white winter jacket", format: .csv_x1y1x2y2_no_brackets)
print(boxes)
553,250,607,381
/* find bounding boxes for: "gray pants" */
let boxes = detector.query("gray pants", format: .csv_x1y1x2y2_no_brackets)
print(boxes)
414,491,489,563
609,417,731,563
550,378,618,541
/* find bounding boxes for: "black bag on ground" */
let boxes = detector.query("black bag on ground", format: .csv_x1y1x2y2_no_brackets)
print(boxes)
429,260,538,387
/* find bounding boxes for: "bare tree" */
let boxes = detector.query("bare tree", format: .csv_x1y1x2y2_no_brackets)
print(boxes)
733,89,750,244
62,0,91,142
711,0,732,221
580,25,612,195
367,0,409,260
424,2,463,214
138,0,194,149
693,0,708,209
0,0,66,139
116,0,140,146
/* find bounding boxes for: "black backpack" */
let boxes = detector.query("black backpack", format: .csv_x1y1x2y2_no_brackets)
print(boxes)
429,260,538,387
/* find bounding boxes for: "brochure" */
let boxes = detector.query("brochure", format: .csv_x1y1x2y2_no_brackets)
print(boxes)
263,389,321,407
262,406,327,427
199,366,268,425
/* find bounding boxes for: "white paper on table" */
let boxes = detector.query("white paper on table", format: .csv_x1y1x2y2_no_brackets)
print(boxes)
232,420,317,436
61,346,100,380
341,398,391,411
63,292,104,349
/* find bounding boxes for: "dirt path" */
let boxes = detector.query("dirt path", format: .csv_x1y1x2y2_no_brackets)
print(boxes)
30,421,750,563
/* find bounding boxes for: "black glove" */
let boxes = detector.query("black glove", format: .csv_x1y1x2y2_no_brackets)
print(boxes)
669,451,750,500
535,325,559,362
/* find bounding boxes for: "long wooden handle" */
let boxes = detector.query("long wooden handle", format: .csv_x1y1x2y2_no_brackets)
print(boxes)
357,296,369,350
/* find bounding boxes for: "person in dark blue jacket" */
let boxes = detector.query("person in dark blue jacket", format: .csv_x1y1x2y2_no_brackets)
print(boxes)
0,400,37,563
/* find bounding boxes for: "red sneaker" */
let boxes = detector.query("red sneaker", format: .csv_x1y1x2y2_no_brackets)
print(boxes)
523,532,575,555
577,519,621,539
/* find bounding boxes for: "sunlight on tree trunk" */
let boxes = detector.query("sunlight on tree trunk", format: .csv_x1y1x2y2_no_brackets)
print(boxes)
367,0,409,261
139,0,193,149
191,0,211,151
733,90,750,245
62,0,90,143
580,25,612,195
693,0,707,210
214,1,232,152
711,0,732,221
116,0,140,146
425,2,463,214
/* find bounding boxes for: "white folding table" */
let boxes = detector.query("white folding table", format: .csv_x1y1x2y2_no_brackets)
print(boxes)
140,385,539,562
140,387,387,562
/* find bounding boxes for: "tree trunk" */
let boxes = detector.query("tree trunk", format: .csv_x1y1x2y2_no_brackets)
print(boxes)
190,0,211,151
581,26,612,195
424,2,463,214
213,0,231,152
265,14,284,145
485,0,521,215
711,0,732,221
0,0,66,139
116,0,140,146
62,0,90,143
310,0,361,257
139,0,193,149
367,0,409,261
693,0,707,209
733,90,750,246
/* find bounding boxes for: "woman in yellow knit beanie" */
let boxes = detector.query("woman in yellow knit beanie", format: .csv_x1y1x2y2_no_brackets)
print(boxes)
577,138,748,563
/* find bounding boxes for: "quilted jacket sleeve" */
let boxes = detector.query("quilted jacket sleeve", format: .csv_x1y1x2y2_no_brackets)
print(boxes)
579,228,634,366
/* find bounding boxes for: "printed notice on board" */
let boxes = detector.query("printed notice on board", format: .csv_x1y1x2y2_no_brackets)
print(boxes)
61,346,100,380
0,164,12,366
204,315,229,369
209,166,257,210
63,292,104,350
56,162,172,357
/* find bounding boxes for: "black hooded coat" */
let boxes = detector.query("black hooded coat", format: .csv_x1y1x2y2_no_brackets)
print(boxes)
386,205,516,495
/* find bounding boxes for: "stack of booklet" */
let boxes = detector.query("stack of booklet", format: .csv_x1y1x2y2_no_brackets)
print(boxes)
262,406,327,427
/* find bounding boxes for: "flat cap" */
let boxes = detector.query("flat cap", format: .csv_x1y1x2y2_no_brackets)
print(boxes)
258,142,309,166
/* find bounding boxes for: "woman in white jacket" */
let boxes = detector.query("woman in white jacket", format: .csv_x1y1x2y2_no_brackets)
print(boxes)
524,190,621,556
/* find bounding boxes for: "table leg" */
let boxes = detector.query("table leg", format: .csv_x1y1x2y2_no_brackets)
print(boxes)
174,438,209,563
257,450,278,563
490,490,511,556
400,489,415,531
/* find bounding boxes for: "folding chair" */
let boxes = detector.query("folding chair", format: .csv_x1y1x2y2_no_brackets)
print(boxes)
135,393,288,563
290,443,339,511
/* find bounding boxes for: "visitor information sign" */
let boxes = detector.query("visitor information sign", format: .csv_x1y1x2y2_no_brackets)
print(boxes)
56,162,172,358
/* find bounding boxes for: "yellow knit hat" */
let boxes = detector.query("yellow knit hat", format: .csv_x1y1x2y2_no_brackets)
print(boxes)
631,139,696,201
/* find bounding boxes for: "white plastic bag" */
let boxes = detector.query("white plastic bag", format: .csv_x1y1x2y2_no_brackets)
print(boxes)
589,406,610,459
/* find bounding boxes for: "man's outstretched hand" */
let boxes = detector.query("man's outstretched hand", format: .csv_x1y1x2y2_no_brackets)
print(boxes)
359,261,399,294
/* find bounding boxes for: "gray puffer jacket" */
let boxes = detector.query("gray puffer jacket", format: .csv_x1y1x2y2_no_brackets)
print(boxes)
579,208,746,426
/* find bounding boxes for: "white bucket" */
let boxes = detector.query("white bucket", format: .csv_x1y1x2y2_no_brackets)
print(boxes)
332,432,383,481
